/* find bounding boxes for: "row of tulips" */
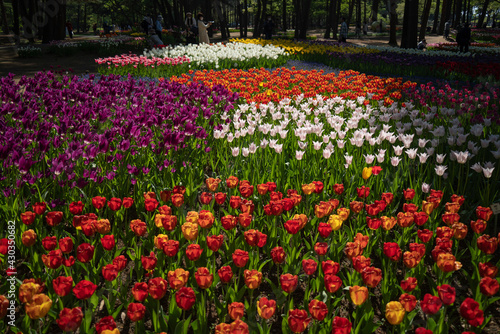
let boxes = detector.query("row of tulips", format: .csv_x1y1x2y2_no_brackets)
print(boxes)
236,38,500,82
2,172,499,333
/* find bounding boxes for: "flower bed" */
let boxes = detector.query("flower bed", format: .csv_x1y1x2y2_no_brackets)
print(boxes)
1,44,500,334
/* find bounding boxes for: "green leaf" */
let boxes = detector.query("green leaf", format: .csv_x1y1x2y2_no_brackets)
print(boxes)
111,304,124,319
174,315,192,334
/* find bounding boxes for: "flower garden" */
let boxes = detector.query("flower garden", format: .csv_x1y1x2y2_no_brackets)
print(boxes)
1,35,500,334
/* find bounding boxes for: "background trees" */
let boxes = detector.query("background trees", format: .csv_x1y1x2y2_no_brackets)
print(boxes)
0,0,498,47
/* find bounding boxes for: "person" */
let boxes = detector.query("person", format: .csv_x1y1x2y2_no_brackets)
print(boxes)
149,28,163,46
66,21,73,39
155,15,163,41
141,15,152,35
197,13,212,44
185,12,198,43
339,17,348,43
456,24,471,53
444,21,450,39
363,20,368,35
93,23,97,35
417,39,427,50
263,15,274,40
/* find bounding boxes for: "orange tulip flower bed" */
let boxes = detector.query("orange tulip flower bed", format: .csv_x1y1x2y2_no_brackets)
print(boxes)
168,67,414,105
7,173,500,334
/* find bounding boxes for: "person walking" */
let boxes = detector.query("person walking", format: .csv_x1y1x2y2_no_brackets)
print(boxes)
444,21,450,40
197,13,212,44
185,12,198,43
263,15,274,40
339,17,348,43
66,21,73,39
456,24,471,53
155,15,163,41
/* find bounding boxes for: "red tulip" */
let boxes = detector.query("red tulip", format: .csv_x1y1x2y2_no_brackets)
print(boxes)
102,264,119,281
324,274,342,293
232,249,249,267
302,259,318,275
437,284,456,305
479,277,499,296
332,316,352,334
280,274,298,294
421,294,442,315
132,282,148,302
176,287,196,310
52,276,73,297
400,277,417,292
218,266,234,284
271,246,286,264
127,303,146,322
288,309,311,333
57,307,83,331
308,299,328,321
73,280,97,299
186,244,203,261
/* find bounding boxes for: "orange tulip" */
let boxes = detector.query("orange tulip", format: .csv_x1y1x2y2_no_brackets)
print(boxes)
25,294,52,319
349,286,369,305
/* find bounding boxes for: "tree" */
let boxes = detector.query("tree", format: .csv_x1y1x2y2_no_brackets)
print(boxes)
388,0,397,46
0,0,8,34
476,0,491,28
418,0,432,41
371,0,380,22
293,0,312,39
431,0,440,33
400,0,418,48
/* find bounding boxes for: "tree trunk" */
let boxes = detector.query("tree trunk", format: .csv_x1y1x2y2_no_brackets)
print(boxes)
401,0,419,48
324,0,330,38
371,0,380,22
0,0,8,34
214,0,228,39
455,0,463,26
253,0,262,37
12,0,19,43
431,0,440,33
333,0,341,39
347,0,355,26
438,0,451,34
476,0,489,27
293,0,312,39
389,0,397,46
418,0,432,41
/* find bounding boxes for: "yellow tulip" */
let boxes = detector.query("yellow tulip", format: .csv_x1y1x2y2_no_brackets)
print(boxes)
362,167,373,180
328,215,344,231
25,294,52,320
385,301,405,325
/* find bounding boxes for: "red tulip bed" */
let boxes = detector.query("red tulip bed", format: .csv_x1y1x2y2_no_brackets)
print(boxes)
0,62,499,334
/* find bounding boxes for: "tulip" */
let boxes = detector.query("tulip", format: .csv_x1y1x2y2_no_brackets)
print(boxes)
362,167,373,180
437,284,456,305
400,277,417,292
148,277,168,299
53,276,73,297
57,307,83,331
175,287,196,310
399,293,417,312
244,269,262,289
324,274,342,293
302,259,318,275
195,267,213,289
25,294,52,320
21,211,36,225
332,316,352,334
32,202,47,215
181,222,199,241
288,309,311,333
228,302,245,320
73,280,97,300
479,277,499,296
132,282,149,302
478,262,498,278
19,282,41,303
102,264,119,281
460,298,484,327
198,210,215,228
95,316,118,334
257,297,276,320
361,267,382,288
22,229,37,247
207,234,224,252
206,177,221,192
271,246,286,264
127,303,146,322
218,266,234,283
280,274,299,294
163,240,180,257
233,249,250,267
186,244,203,261
308,299,328,321
385,301,405,325
168,268,189,290
41,249,63,269
349,286,368,305
421,294,442,315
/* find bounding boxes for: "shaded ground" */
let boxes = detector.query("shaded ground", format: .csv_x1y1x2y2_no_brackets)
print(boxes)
0,30,450,79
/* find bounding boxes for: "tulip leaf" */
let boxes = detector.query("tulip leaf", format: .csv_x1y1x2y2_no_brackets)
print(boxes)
174,315,192,334
282,317,290,334
258,259,272,272
111,304,124,319
427,316,437,331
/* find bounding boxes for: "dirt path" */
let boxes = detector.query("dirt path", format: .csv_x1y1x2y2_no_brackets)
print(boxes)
0,31,450,79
